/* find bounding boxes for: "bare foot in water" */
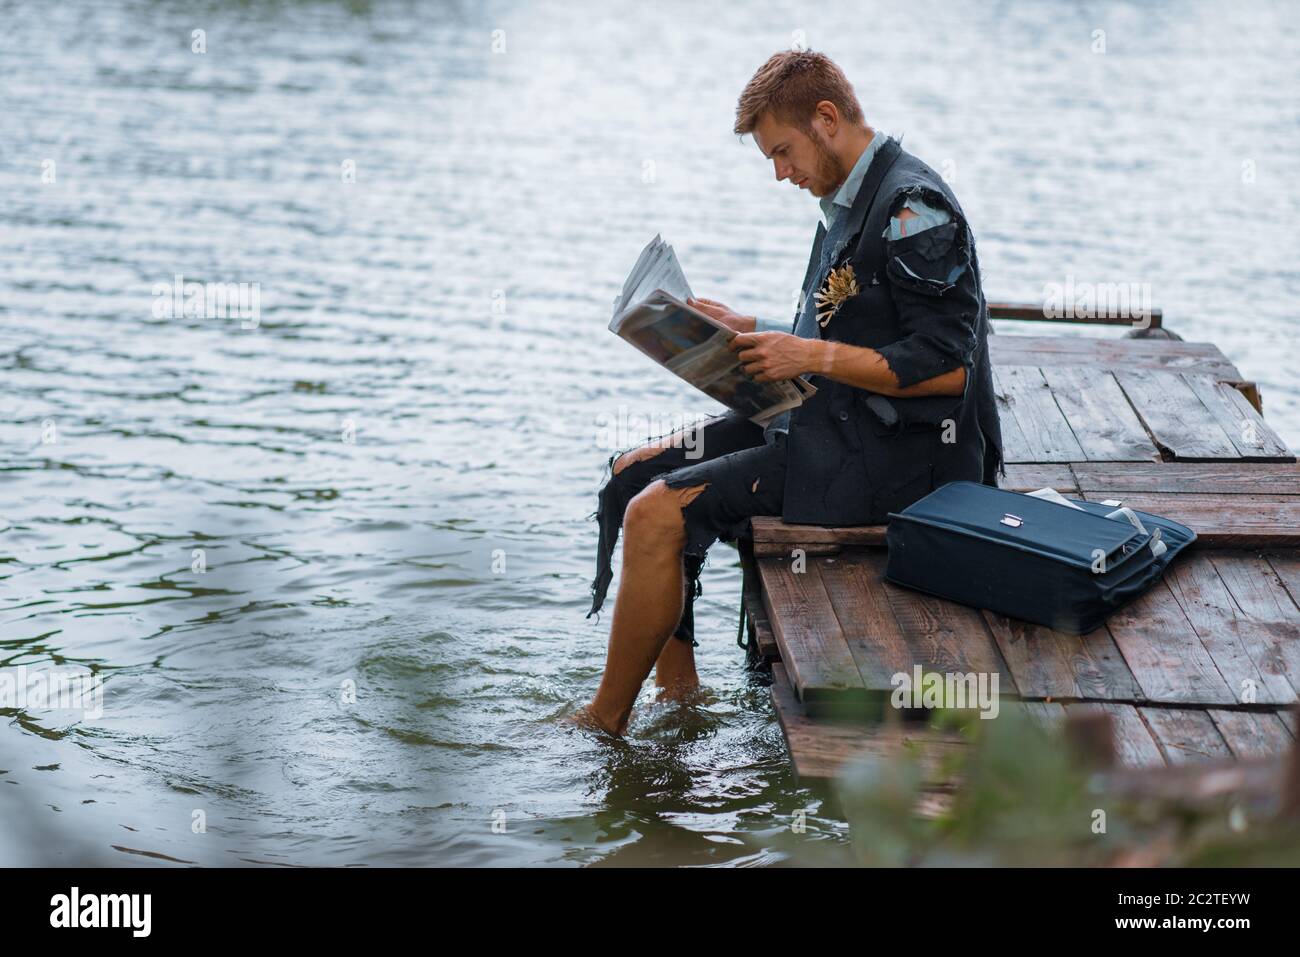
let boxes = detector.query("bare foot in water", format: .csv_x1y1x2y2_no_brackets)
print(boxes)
562,705,621,737
653,680,705,705
654,682,714,706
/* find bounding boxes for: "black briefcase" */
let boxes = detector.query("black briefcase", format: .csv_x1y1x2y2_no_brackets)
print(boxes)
884,481,1197,634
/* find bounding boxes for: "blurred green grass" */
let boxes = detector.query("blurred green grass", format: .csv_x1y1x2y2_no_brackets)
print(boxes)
825,707,1300,867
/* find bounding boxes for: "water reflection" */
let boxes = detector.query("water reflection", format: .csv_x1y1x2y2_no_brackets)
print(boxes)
1,0,1297,866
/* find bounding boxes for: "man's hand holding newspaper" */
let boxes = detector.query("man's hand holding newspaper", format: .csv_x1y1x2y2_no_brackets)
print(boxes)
608,236,815,425
686,297,756,334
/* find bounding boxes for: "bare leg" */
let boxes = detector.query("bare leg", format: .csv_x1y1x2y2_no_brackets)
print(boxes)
653,631,699,697
608,444,701,697
576,480,707,736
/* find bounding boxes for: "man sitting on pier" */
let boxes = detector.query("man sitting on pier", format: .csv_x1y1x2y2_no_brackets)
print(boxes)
575,50,1003,737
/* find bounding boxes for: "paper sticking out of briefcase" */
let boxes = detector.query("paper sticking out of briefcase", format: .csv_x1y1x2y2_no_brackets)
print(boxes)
883,481,1196,635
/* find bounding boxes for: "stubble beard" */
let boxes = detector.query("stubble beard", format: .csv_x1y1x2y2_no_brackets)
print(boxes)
811,134,847,198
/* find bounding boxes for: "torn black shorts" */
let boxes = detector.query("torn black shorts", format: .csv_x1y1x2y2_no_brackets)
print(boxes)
588,410,787,646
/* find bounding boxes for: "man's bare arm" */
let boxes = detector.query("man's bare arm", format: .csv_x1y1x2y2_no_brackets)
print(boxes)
728,331,966,397
811,339,967,397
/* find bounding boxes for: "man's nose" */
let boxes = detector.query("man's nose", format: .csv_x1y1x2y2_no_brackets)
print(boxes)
773,160,791,182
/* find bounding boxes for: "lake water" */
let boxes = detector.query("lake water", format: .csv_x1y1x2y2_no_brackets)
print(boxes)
2,0,1297,867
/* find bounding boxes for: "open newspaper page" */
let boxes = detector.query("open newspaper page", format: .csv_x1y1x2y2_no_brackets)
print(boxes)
609,237,814,424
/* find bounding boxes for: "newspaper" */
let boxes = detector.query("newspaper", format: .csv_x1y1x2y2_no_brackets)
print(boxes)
609,236,814,424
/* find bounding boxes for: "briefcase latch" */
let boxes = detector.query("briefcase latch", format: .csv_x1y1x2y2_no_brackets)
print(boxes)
1000,513,1024,528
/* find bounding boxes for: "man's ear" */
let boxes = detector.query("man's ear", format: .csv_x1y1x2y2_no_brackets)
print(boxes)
814,99,840,136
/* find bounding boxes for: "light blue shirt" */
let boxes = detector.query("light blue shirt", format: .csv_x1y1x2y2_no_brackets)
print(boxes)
755,132,949,334
818,130,886,228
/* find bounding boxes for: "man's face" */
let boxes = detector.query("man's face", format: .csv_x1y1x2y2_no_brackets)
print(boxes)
751,111,845,198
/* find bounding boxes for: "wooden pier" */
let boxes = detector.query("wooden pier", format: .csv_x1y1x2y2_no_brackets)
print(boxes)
739,312,1300,803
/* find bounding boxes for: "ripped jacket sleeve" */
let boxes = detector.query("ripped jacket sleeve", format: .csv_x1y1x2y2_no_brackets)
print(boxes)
874,190,981,390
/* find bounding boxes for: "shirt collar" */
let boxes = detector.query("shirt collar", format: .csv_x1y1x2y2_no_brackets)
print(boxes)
819,131,887,225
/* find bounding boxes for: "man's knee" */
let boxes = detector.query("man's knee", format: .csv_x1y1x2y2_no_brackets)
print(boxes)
613,443,668,476
624,480,704,546
613,417,721,476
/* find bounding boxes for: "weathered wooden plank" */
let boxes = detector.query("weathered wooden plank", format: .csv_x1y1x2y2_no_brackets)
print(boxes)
819,554,921,694
1266,552,1300,605
1139,707,1233,765
988,301,1162,327
740,546,780,659
873,554,1018,694
1065,702,1166,767
1282,706,1299,741
1000,462,1079,493
752,540,842,557
1078,492,1300,547
812,551,1020,703
1183,374,1292,461
983,611,1143,702
1162,553,1297,705
769,663,869,782
757,557,865,701
989,335,1241,379
1209,553,1300,700
1113,370,1240,460
1074,462,1300,494
750,516,882,554
1129,492,1300,517
1017,700,1067,733
1231,381,1263,415
743,582,779,660
992,377,1037,465
753,615,778,659
769,663,966,785
1266,557,1300,679
1213,551,1300,618
1103,579,1237,705
1040,366,1161,462
1208,709,1296,760
1102,755,1286,806
992,365,1086,462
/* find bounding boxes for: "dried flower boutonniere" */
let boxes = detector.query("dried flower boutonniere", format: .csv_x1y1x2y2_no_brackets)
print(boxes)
814,263,859,327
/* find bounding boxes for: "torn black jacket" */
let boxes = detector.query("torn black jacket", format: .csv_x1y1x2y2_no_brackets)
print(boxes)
780,136,1004,526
